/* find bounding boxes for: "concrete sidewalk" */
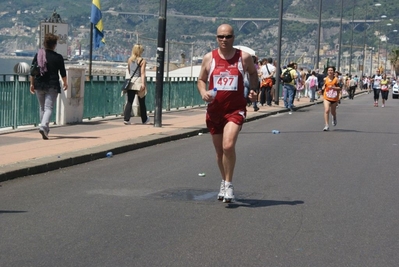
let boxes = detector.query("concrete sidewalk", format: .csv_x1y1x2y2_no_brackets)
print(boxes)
0,94,336,182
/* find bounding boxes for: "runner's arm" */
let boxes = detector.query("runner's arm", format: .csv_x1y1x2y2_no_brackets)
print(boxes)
197,52,212,102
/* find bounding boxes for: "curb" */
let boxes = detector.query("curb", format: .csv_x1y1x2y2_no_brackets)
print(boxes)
0,95,349,183
0,126,209,183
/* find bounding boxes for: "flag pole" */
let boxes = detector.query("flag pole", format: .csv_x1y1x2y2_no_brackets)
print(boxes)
89,22,93,79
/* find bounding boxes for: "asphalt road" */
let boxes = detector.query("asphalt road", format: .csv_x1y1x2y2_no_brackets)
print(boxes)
1,93,399,267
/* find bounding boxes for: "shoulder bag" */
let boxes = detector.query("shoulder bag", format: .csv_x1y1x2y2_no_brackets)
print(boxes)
121,58,143,91
30,60,40,76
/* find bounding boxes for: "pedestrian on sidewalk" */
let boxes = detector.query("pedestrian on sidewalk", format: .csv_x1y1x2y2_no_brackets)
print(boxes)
335,71,344,105
271,59,281,102
354,75,359,90
304,69,312,98
348,75,357,100
123,44,150,125
362,76,368,91
281,62,297,112
295,67,306,101
248,55,260,111
197,23,258,203
260,57,276,107
321,66,341,131
30,33,68,140
305,70,318,102
316,69,325,99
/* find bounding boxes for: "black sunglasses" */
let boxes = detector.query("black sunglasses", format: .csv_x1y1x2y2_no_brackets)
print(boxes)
217,35,233,40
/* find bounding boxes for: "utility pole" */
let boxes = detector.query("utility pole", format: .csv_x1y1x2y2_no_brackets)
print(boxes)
154,0,167,127
316,0,322,70
274,0,283,106
337,0,343,72
349,0,356,75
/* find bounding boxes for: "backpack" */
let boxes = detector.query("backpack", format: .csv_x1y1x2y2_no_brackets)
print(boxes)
282,68,292,83
309,77,316,88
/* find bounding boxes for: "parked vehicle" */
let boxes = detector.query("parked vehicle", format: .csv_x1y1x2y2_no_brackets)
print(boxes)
392,82,399,99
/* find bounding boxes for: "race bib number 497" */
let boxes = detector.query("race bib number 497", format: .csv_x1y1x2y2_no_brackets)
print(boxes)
213,75,238,91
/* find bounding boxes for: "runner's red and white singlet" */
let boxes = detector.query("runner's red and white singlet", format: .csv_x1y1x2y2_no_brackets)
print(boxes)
207,49,246,113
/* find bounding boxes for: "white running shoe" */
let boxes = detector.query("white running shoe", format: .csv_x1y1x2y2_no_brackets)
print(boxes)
143,116,150,124
332,116,337,126
323,125,329,131
217,181,225,200
223,184,235,203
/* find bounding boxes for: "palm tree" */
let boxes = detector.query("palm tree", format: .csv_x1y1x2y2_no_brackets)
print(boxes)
388,49,399,77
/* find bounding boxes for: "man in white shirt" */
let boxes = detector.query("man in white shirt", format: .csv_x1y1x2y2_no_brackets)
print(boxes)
260,57,276,106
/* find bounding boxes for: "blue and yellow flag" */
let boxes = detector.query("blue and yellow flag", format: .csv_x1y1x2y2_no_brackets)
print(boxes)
91,0,105,48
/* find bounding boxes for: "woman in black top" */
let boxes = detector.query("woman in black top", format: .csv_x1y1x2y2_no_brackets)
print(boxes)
30,33,68,139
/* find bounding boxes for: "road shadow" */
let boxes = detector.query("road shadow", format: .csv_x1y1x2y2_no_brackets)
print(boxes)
49,135,99,140
225,199,304,209
79,121,108,125
0,210,27,214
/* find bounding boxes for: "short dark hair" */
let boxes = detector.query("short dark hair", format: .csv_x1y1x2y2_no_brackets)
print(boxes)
327,66,336,72
43,33,58,49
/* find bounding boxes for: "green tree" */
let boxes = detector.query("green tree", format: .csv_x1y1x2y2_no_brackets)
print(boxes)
388,49,399,77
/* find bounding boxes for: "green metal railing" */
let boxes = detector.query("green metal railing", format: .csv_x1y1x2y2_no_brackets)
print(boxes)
0,75,56,129
83,76,126,119
82,76,203,120
1,74,204,130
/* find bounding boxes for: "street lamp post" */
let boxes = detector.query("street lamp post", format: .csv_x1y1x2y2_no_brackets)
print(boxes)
385,38,388,74
348,0,356,75
377,37,381,69
315,0,322,70
361,2,381,77
154,0,167,127
337,0,344,72
274,0,283,106
369,47,375,76
382,23,393,74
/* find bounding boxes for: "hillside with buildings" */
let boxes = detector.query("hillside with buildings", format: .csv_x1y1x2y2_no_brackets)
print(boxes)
0,0,397,74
